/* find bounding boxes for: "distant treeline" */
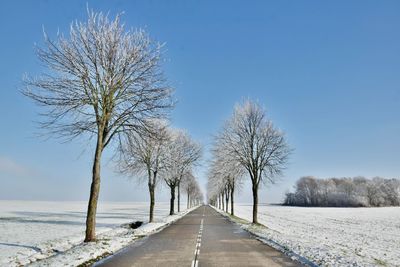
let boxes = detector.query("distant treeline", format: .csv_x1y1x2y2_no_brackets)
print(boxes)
284,176,400,207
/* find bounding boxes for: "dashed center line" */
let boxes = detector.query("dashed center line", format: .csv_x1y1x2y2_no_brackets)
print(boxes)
191,211,205,267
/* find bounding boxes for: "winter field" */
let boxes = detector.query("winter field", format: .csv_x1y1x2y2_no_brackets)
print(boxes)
0,200,190,266
233,204,400,267
2,201,400,267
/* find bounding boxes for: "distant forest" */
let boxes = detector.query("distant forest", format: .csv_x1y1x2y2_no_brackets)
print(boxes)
284,176,400,207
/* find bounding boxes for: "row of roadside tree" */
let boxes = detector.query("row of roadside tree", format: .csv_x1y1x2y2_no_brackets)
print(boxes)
207,101,400,214
206,100,291,223
23,10,203,242
118,120,203,220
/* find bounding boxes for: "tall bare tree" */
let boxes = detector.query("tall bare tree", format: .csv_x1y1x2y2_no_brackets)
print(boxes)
163,129,202,215
220,100,290,224
118,119,170,222
23,10,173,241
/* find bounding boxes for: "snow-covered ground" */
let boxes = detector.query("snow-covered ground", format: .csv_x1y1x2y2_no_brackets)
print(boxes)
3,201,399,267
230,203,400,267
0,201,191,266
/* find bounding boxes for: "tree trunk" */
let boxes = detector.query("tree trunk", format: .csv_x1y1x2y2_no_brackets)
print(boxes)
169,185,175,215
225,189,229,213
221,192,225,211
187,192,190,209
149,183,155,223
177,181,181,212
230,184,234,216
252,183,258,224
84,133,103,242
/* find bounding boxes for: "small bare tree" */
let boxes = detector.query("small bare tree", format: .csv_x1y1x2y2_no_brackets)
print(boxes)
118,119,170,222
191,185,204,206
23,10,173,241
181,171,199,209
206,169,222,208
220,100,290,224
212,139,244,215
163,129,202,215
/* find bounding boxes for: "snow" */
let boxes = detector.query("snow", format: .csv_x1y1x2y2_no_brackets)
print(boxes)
3,201,399,267
0,200,192,267
224,203,400,267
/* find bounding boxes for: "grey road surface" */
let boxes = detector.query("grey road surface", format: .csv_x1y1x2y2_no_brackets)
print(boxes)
95,205,302,267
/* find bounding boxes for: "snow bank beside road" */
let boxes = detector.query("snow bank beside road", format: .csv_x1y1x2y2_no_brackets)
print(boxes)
0,201,193,267
217,204,400,267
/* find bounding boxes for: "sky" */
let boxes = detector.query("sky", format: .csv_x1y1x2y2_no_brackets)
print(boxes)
0,0,400,204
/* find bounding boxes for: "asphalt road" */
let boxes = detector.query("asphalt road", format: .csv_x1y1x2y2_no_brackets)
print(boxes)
95,205,302,267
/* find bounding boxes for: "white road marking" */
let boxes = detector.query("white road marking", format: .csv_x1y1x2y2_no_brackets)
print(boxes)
191,259,198,267
193,216,204,266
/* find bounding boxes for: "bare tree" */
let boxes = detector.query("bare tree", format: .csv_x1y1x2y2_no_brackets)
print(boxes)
181,171,198,209
189,184,203,207
118,119,170,222
23,10,173,241
285,176,400,207
163,129,202,215
207,139,244,215
206,170,222,208
220,100,290,224
192,185,204,206
295,176,318,206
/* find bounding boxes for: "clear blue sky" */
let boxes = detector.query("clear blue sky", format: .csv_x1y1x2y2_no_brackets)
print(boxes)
0,0,399,203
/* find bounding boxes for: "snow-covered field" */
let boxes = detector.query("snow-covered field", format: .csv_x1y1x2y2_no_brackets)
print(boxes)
3,201,399,267
233,203,400,267
0,201,189,266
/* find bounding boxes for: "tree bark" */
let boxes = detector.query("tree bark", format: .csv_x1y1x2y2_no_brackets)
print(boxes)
177,181,181,212
149,183,155,223
221,191,225,211
169,185,175,215
84,133,103,242
225,188,229,213
230,184,234,216
252,182,258,224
